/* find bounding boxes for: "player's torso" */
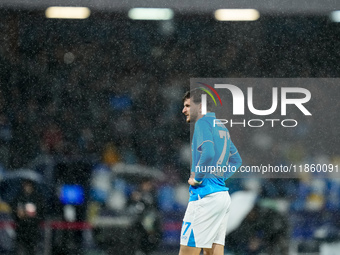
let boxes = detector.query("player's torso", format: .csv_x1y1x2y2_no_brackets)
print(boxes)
192,116,232,173
190,115,230,201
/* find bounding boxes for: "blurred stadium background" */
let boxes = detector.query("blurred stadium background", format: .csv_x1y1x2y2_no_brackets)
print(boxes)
0,0,340,254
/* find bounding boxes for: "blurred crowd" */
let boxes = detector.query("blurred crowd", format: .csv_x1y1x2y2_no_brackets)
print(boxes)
0,12,339,171
0,9,340,253
0,12,339,172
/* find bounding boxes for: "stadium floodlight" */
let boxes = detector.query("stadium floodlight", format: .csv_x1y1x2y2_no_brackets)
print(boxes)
128,8,174,20
45,7,91,19
330,11,340,22
214,9,260,21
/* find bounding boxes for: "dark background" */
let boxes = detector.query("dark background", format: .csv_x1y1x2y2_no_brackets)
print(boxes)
0,7,340,254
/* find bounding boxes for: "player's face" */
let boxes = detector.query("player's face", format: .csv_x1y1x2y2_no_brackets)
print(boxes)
182,98,200,123
182,98,191,123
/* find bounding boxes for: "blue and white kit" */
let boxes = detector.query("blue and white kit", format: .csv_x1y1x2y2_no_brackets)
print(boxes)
180,112,242,248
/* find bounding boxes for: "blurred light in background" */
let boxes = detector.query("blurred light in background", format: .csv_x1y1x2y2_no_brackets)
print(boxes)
214,9,260,21
128,8,174,20
330,11,340,22
60,185,85,205
45,6,91,19
64,52,75,64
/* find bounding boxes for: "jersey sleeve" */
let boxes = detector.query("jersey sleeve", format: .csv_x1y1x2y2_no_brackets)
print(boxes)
194,120,215,182
195,119,213,151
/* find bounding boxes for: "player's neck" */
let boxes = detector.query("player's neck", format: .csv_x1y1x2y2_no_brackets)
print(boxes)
197,111,210,121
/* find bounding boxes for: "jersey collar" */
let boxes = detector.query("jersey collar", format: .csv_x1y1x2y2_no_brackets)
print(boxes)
204,112,216,118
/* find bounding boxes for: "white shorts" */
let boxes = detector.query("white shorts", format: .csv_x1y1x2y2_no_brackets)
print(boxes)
180,191,231,248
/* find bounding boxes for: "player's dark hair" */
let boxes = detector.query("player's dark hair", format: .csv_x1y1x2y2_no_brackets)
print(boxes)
182,91,191,103
182,89,214,111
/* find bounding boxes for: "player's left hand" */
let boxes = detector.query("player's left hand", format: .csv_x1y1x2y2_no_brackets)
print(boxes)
188,177,200,186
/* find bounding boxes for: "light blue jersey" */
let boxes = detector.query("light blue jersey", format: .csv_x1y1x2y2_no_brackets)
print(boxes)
189,112,242,202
